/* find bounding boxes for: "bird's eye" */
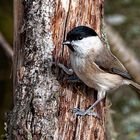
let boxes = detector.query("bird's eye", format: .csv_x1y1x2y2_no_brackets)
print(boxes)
78,36,82,40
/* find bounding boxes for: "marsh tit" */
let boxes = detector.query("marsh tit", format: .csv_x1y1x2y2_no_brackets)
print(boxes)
63,26,140,116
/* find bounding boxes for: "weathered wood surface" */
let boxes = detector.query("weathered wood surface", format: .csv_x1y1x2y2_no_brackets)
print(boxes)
7,0,106,140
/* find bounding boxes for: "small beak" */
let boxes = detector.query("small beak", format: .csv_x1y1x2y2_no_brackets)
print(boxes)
63,40,71,45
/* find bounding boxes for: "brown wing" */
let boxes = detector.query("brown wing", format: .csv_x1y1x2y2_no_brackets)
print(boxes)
94,48,132,80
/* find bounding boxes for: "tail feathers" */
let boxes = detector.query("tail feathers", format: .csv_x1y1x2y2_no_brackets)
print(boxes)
128,81,140,94
130,81,140,90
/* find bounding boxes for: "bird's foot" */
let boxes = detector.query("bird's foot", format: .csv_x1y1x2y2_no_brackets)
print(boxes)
66,76,81,83
72,108,100,118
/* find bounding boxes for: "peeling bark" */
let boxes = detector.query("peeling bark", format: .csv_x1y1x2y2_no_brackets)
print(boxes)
7,0,106,140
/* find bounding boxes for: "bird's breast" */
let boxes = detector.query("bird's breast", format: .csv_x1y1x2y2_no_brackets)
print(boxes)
70,54,99,88
70,55,85,71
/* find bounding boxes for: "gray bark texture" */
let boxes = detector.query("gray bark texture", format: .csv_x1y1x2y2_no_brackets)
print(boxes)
7,0,106,139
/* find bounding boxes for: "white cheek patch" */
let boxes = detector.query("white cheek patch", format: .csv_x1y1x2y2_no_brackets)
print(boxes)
72,36,103,56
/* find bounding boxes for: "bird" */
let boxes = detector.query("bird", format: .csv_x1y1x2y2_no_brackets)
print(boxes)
62,25,140,117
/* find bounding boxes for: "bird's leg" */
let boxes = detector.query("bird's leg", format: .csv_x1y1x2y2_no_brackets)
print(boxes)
57,63,73,75
73,90,106,118
54,62,81,82
52,61,74,75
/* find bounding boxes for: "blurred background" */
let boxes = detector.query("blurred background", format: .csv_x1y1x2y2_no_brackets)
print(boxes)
0,0,140,139
105,0,140,140
0,0,13,138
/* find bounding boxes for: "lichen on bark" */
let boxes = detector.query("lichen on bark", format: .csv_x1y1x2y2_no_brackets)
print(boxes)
8,0,60,139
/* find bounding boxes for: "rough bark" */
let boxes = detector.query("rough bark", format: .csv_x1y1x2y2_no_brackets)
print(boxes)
7,0,106,140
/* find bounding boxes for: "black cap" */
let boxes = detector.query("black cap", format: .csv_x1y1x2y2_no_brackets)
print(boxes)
66,26,97,41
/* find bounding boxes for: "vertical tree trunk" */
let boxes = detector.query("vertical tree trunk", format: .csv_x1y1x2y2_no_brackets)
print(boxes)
7,0,106,139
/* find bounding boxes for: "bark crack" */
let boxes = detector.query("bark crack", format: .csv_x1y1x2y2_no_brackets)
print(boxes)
61,0,71,57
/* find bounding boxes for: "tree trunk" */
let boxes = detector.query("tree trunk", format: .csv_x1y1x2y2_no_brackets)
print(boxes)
7,0,106,139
